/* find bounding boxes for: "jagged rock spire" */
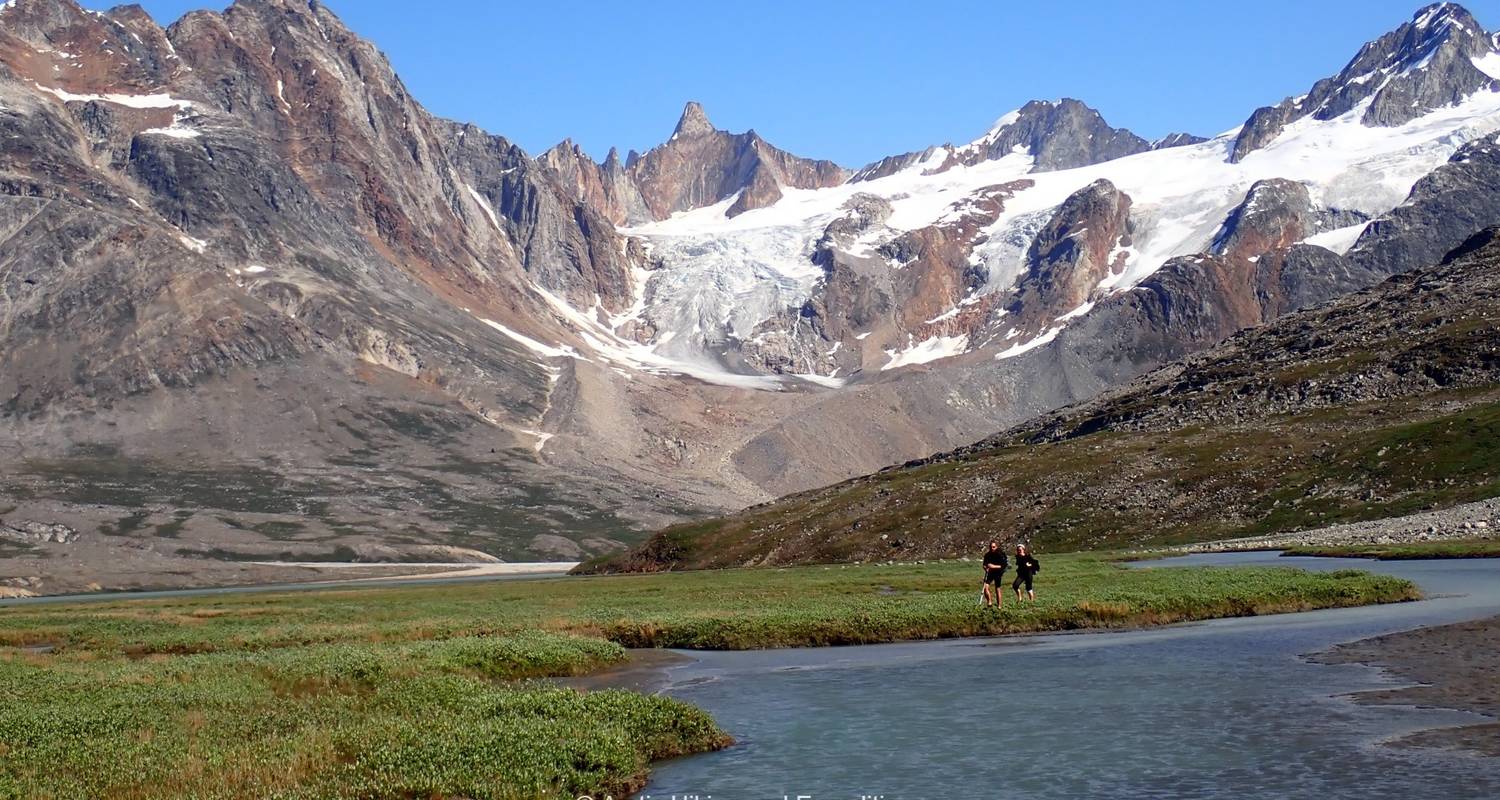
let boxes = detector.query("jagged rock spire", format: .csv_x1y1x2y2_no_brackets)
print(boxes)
673,101,715,138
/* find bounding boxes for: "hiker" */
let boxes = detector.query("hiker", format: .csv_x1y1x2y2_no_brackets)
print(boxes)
1013,544,1040,603
981,539,1009,608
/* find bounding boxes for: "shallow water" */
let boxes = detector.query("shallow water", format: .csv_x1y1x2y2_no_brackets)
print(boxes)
640,554,1500,799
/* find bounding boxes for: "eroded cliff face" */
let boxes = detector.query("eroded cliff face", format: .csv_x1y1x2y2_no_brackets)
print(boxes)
539,141,651,226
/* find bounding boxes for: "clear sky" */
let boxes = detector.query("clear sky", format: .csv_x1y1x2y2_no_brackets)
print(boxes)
83,0,1500,167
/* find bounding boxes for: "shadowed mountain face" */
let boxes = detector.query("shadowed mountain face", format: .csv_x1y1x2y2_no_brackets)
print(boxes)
6,0,1500,593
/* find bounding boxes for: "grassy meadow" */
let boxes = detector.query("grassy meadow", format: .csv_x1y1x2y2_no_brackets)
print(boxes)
0,555,1418,798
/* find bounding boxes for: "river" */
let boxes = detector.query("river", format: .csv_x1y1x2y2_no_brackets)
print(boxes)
638,553,1500,799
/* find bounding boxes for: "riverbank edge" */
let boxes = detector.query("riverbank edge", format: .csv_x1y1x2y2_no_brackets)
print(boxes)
576,585,1424,691
1312,614,1500,757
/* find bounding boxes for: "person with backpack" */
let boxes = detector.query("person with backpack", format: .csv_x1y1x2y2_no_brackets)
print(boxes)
1013,544,1040,603
981,539,1009,609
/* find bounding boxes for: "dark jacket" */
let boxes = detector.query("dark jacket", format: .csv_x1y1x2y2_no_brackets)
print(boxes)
1016,554,1040,577
982,550,1009,572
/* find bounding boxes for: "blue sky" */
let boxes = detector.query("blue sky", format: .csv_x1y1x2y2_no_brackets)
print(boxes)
86,1,1500,167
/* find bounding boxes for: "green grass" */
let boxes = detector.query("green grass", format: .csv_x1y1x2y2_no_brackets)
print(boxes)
0,632,724,800
1282,538,1500,559
0,555,1417,798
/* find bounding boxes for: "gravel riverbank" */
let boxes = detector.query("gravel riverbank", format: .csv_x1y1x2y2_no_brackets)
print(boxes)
1315,615,1500,757
1166,497,1500,554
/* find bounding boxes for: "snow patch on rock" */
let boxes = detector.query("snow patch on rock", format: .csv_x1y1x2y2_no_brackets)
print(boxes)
882,333,970,371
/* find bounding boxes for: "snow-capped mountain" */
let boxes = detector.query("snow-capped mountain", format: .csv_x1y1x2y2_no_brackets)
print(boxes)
7,0,1500,589
602,2,1500,385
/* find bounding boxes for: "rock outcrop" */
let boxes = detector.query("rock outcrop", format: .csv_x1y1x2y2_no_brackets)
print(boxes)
1,521,79,544
1209,179,1317,262
852,99,1154,183
1151,132,1208,150
1350,131,1500,271
1006,179,1133,328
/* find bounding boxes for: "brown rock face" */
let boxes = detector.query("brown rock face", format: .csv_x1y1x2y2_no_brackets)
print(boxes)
539,141,651,226
1006,179,1133,331
139,0,636,313
627,102,848,219
737,181,1030,376
882,182,1031,334
1209,178,1316,262
0,0,183,93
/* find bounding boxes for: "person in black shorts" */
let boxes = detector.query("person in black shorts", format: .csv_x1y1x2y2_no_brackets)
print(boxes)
1013,544,1040,603
981,539,1009,609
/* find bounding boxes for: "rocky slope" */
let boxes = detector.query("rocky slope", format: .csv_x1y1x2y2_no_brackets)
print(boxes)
591,228,1500,571
0,0,730,583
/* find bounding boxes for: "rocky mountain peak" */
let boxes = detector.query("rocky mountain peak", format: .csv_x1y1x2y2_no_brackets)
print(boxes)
673,100,716,138
955,98,1152,172
624,100,847,219
539,138,652,225
0,0,183,92
1151,132,1208,150
1231,2,1500,161
1408,2,1487,49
